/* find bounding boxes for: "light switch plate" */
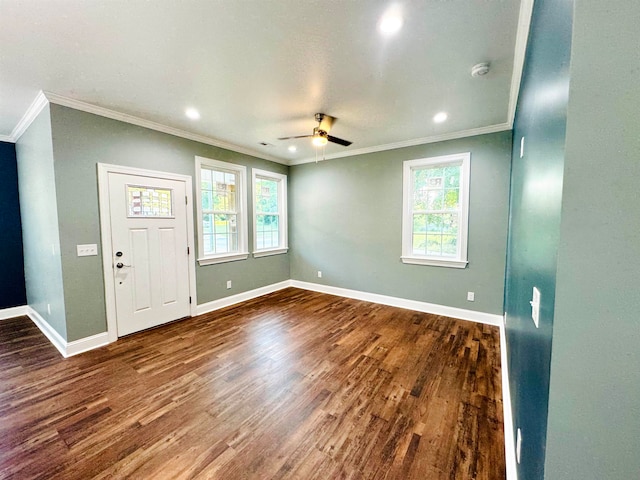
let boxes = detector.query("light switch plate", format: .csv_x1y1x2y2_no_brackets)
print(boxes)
77,244,98,257
531,287,540,328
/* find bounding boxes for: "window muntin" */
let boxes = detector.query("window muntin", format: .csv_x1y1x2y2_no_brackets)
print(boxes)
252,169,288,257
126,185,173,218
402,153,470,268
196,157,248,265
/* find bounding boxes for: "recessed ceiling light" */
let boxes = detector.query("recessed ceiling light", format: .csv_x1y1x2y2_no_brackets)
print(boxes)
378,6,403,35
288,145,297,152
185,108,200,120
433,112,448,123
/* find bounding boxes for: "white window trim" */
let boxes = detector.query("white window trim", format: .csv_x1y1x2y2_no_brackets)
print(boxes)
252,168,288,258
195,156,249,266
401,152,470,268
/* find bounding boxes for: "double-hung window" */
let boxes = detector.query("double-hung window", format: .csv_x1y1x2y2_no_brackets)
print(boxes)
196,156,248,265
402,152,470,268
252,169,288,257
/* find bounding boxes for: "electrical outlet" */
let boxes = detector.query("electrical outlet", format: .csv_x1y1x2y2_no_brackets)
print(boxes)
226,280,232,289
77,244,98,257
467,291,475,301
317,271,322,278
516,428,522,464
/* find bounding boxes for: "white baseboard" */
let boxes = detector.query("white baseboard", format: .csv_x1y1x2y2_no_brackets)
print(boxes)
66,332,110,357
26,307,68,357
26,307,109,358
290,280,504,326
196,280,292,316
0,305,29,320
8,281,504,360
501,317,518,480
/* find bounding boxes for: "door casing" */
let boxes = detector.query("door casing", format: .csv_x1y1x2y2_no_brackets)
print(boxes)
98,163,198,343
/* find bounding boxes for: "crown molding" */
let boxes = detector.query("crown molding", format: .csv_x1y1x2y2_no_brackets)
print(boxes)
0,134,13,143
40,92,286,165
507,0,535,127
7,91,49,143
289,123,512,166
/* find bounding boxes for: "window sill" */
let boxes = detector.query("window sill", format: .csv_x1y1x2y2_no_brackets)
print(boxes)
253,248,288,258
198,252,249,266
401,256,468,269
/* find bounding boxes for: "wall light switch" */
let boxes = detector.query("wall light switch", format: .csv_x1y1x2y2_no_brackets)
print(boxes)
516,428,522,464
530,287,541,328
467,291,475,301
77,244,98,257
317,271,322,278
520,136,525,158
226,280,232,289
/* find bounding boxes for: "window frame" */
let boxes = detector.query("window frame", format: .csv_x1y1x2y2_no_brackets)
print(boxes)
195,156,249,265
401,152,471,268
251,168,288,257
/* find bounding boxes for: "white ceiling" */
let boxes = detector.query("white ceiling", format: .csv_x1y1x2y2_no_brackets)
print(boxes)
0,1,529,165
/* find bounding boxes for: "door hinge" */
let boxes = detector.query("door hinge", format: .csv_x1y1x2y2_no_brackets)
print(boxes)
185,196,188,205
187,246,190,255
189,296,192,304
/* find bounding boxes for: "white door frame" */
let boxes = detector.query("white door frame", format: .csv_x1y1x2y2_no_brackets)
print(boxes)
97,163,198,343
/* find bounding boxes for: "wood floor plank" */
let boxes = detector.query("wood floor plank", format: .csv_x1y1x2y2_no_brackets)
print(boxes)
0,288,505,479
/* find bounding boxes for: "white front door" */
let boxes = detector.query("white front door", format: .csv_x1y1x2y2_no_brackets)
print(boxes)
107,171,191,336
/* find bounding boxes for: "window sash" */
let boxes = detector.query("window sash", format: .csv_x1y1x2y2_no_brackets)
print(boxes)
402,153,470,268
252,169,288,256
196,157,248,265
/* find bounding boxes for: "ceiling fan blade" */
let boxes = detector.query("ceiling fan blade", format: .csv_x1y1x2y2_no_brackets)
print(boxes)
327,135,352,147
277,135,313,140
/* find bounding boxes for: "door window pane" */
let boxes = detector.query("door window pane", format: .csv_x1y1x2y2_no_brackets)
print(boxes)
127,185,173,217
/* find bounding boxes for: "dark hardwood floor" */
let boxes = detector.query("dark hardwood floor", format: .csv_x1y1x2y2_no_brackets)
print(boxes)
0,288,505,479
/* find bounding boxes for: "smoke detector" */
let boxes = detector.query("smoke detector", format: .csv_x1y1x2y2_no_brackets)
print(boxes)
471,62,491,77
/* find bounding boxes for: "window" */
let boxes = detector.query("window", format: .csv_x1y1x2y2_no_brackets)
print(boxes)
126,185,173,218
402,152,470,268
252,169,288,257
195,156,248,265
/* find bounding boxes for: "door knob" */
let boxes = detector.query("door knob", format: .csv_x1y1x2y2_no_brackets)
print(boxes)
116,262,131,269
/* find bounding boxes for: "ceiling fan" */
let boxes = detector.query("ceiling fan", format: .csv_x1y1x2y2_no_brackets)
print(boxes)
278,113,352,147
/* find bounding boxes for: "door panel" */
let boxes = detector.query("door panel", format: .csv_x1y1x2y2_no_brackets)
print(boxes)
159,227,178,305
130,228,152,312
108,172,190,336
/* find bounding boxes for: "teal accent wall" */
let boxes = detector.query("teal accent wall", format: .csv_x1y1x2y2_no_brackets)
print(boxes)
545,1,640,478
290,131,512,314
0,141,26,309
49,104,289,341
15,105,67,339
503,0,573,477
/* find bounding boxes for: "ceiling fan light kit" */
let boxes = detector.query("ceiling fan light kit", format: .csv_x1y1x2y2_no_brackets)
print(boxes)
312,132,328,147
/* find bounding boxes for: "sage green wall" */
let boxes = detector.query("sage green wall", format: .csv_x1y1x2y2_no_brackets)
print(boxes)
15,105,67,339
289,131,512,314
49,104,289,342
545,1,640,478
